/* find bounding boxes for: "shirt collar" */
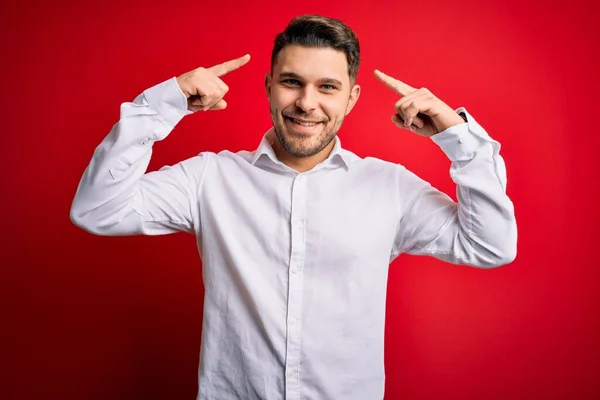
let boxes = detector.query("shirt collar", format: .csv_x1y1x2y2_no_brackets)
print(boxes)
250,127,359,171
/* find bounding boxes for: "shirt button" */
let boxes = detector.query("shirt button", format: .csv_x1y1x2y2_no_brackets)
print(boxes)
459,138,464,144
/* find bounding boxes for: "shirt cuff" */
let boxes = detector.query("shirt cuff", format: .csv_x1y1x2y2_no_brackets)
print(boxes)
430,107,500,161
143,77,193,129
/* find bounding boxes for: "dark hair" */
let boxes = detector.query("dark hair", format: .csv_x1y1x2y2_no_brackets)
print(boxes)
271,15,360,82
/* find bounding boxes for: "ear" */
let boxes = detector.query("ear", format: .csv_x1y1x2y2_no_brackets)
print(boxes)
345,84,361,116
265,73,272,99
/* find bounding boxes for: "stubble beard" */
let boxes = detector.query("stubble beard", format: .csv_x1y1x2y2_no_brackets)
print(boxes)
271,108,343,157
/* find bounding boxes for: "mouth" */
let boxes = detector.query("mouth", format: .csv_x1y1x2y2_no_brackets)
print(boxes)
284,116,324,133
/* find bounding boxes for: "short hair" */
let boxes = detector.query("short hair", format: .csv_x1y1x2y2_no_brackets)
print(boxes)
271,15,360,83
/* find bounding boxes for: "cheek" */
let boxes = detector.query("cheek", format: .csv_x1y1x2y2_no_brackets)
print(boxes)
271,89,296,110
322,99,347,121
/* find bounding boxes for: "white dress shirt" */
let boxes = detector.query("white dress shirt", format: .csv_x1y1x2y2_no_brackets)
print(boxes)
70,77,517,400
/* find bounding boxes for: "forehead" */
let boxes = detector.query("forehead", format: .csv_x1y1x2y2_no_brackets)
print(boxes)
273,44,349,83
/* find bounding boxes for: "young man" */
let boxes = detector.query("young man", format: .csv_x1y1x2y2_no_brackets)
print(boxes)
70,14,517,400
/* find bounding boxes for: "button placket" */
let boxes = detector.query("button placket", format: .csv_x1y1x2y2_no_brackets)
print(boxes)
284,174,307,400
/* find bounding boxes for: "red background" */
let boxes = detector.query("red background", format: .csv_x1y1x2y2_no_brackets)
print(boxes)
2,0,599,398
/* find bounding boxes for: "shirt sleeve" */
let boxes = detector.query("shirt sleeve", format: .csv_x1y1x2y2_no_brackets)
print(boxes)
390,107,518,268
70,77,209,236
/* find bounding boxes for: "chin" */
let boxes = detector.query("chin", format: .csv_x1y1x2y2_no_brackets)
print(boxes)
276,128,334,157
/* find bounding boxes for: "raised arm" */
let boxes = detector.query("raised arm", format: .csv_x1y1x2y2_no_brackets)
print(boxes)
70,54,251,236
374,70,518,268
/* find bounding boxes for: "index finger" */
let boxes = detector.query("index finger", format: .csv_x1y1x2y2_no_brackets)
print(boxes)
208,54,251,77
374,69,416,96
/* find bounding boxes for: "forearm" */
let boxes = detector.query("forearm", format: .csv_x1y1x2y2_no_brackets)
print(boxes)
70,78,192,235
396,108,517,268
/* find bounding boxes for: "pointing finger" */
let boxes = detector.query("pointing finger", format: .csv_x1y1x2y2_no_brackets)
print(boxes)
374,69,416,96
208,54,251,77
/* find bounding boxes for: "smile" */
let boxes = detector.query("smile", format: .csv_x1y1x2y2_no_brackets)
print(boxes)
284,116,324,134
286,117,323,126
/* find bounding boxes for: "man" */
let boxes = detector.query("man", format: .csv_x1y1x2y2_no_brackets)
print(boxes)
70,14,517,400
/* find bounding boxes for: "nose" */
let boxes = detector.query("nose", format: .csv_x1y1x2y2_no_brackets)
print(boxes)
295,87,318,113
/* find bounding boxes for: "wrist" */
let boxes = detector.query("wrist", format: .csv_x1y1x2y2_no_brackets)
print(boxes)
434,112,467,135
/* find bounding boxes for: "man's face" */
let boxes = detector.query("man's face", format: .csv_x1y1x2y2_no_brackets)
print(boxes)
266,44,360,158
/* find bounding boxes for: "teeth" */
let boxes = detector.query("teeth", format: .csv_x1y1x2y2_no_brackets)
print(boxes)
293,118,317,127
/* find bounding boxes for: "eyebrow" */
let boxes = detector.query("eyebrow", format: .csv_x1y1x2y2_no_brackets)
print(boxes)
279,72,343,87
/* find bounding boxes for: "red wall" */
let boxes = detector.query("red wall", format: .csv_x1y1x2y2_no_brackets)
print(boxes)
2,0,599,398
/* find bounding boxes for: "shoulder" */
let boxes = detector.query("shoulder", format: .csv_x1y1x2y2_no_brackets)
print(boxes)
345,151,431,194
344,150,405,176
187,148,257,172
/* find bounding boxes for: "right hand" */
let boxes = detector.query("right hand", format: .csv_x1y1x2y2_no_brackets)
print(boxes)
176,54,251,112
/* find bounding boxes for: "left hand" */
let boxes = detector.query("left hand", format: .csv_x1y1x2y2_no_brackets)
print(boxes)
374,69,466,137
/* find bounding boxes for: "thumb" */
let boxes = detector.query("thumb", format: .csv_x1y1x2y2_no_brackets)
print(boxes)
188,98,227,112
209,99,227,111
